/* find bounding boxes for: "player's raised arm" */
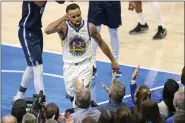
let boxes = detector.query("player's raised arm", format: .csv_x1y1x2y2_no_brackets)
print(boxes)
89,23,119,72
45,14,69,35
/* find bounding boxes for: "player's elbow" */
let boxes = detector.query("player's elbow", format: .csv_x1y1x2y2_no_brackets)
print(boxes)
45,27,52,35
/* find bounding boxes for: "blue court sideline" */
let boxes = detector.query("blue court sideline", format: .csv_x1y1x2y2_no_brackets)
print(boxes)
1,44,181,119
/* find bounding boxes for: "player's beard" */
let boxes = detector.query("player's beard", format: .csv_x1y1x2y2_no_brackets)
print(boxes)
70,20,81,28
74,22,81,28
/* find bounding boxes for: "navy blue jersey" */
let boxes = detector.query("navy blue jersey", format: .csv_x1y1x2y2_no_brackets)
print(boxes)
19,1,45,30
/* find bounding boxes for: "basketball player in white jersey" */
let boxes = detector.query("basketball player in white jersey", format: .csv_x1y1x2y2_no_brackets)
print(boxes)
45,3,119,106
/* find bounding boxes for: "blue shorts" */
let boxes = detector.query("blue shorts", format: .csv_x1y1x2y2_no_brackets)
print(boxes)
18,28,43,66
88,1,122,28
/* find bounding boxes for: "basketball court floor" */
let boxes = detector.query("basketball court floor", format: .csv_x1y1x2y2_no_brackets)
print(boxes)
1,2,184,122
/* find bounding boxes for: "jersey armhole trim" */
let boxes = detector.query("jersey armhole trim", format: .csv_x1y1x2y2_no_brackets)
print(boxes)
87,21,91,39
62,21,68,41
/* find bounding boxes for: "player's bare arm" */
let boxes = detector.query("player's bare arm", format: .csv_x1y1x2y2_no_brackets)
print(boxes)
89,23,119,71
45,14,69,36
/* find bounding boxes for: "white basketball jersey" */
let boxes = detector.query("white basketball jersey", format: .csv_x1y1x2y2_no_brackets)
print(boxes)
62,20,91,63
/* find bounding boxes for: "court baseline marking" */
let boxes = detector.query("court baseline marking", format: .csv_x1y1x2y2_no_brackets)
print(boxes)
1,70,181,105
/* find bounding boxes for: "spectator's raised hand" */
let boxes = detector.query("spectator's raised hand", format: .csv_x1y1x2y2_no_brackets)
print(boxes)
112,72,117,83
101,82,110,94
74,77,84,90
132,65,140,80
101,72,117,94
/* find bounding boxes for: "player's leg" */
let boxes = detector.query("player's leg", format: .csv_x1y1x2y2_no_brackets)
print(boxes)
63,63,76,104
149,2,167,40
129,1,149,35
31,30,44,94
106,1,122,76
14,67,34,101
27,30,45,95
78,61,95,102
108,28,120,63
88,1,105,78
13,28,35,101
14,29,45,102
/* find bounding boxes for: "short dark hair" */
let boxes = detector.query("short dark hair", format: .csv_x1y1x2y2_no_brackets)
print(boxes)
66,3,80,13
44,103,59,121
81,116,97,123
98,109,114,123
141,99,164,123
114,107,131,123
11,99,27,123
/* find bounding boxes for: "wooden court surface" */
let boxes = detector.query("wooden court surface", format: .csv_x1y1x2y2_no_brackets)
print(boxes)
2,2,184,73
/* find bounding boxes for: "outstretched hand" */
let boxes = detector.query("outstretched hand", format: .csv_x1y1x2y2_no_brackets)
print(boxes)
101,82,110,94
112,61,119,73
132,65,140,80
100,72,117,94
74,77,84,90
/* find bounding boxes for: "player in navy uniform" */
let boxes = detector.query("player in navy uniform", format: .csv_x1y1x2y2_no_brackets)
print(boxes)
88,1,122,78
13,1,65,102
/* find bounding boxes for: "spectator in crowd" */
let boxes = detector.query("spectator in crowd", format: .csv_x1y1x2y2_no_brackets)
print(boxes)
1,114,17,123
180,66,185,90
130,65,151,112
130,65,180,120
158,79,179,119
173,112,185,123
44,103,59,122
141,99,165,123
173,88,185,123
71,88,101,123
98,109,114,123
99,73,129,112
22,113,36,123
114,107,132,123
81,116,97,123
11,99,27,123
